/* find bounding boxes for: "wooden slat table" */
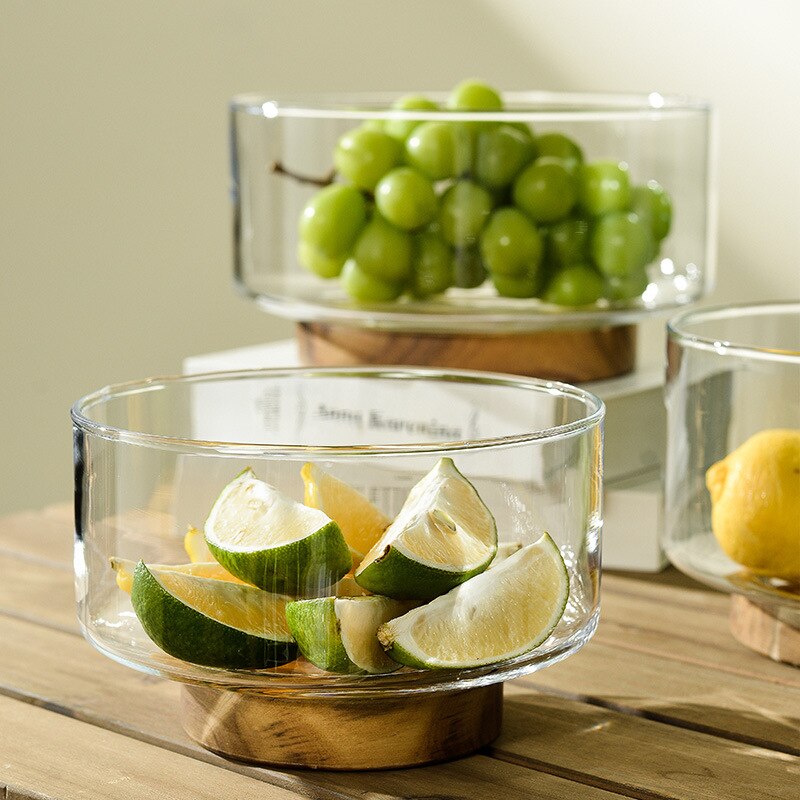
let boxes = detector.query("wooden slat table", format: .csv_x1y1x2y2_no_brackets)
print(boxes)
1,506,798,799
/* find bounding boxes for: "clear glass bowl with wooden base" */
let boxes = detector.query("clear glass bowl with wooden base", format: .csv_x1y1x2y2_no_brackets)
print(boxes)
231,90,714,382
663,302,800,666
72,367,603,770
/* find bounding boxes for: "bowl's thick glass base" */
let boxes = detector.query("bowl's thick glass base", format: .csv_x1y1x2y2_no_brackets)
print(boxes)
181,681,503,770
297,321,636,382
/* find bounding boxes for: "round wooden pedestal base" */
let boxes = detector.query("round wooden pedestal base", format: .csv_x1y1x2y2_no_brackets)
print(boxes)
729,595,800,667
297,322,636,382
181,682,503,770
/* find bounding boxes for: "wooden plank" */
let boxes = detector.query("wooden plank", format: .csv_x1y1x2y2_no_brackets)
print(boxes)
0,616,621,799
0,552,78,633
597,587,800,687
520,639,800,754
0,505,73,567
499,685,799,800
0,694,310,800
2,613,797,800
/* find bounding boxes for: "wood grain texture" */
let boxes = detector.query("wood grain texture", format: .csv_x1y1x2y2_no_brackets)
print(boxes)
729,594,800,667
0,694,305,800
182,682,502,770
1,614,798,799
297,322,636,382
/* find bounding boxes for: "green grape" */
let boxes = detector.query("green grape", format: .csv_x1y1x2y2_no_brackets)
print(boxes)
385,94,439,142
405,121,456,180
351,214,413,283
513,157,578,223
341,258,404,303
452,248,488,288
605,269,649,301
447,79,503,111
474,124,535,189
507,121,536,141
546,217,590,268
297,241,346,279
298,183,367,257
631,180,672,241
579,160,631,217
410,231,453,298
542,264,604,306
374,167,437,230
535,133,583,173
439,180,493,247
333,126,402,191
480,207,543,278
491,268,539,298
590,212,653,278
405,121,476,179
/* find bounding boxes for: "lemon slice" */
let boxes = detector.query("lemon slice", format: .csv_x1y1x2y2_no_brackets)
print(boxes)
204,468,351,596
354,458,496,600
286,595,412,674
130,561,296,668
110,557,244,593
378,533,569,669
301,463,391,568
183,525,214,563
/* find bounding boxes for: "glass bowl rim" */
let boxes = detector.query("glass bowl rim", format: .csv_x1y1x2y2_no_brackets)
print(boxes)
667,300,800,363
71,366,605,455
231,90,711,122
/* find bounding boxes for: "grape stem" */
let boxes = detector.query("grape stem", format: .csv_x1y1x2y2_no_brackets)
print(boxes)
268,161,335,187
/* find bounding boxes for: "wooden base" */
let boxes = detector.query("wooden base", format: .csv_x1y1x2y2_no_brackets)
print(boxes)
729,595,800,667
297,322,636,382
181,682,503,770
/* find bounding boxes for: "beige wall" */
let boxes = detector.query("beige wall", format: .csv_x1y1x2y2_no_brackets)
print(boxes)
2,0,799,515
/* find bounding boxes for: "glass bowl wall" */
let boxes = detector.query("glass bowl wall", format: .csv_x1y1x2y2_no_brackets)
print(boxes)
72,367,603,696
663,302,800,614
231,92,714,333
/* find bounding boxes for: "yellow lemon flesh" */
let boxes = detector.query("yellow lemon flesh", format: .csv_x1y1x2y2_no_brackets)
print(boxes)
301,463,391,568
706,429,800,580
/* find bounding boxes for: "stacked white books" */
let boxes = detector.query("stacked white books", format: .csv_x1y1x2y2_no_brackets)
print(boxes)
184,340,666,571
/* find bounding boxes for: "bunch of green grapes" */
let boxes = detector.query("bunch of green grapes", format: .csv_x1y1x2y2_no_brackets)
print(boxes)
296,80,672,306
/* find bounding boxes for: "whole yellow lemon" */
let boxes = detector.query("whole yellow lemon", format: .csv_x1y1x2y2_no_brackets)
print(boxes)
706,429,800,580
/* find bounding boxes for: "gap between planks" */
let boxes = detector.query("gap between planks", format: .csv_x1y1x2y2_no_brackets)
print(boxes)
0,614,797,800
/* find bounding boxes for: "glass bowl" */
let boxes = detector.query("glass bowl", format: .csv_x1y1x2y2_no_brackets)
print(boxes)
663,302,800,622
72,367,603,698
230,91,714,334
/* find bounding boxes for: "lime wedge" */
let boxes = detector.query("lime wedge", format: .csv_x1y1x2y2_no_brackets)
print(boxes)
378,533,569,669
354,458,496,600
301,463,391,568
183,525,214,563
204,468,351,596
110,557,244,594
286,595,412,674
130,561,296,668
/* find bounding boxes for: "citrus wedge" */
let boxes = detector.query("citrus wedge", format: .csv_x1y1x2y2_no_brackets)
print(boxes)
204,468,351,596
332,574,370,597
490,541,523,567
301,463,391,568
378,533,569,669
130,561,296,668
183,525,215,563
354,458,496,600
110,557,244,594
286,595,412,674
